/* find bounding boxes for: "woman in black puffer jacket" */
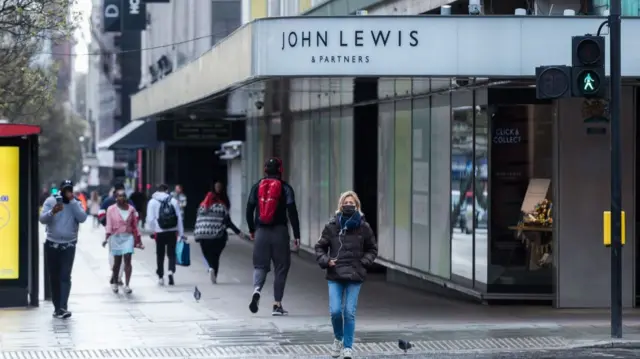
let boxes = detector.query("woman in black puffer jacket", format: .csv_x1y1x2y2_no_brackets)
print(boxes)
315,190,377,359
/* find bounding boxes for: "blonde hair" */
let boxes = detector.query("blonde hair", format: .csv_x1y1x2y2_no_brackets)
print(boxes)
335,190,362,214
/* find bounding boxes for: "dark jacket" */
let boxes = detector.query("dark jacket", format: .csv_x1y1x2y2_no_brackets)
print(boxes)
315,214,378,282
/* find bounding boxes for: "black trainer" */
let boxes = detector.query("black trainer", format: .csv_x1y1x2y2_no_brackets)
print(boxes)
52,310,64,319
272,304,288,316
249,289,261,314
59,309,72,319
168,273,175,286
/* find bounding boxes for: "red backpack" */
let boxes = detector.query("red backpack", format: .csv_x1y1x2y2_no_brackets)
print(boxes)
258,178,283,224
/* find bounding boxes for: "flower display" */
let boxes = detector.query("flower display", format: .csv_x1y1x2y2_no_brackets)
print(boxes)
523,199,553,226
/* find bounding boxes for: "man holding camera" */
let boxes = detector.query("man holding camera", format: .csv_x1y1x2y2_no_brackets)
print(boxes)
39,180,88,319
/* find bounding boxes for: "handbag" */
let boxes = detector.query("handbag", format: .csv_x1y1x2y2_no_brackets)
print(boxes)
176,239,191,266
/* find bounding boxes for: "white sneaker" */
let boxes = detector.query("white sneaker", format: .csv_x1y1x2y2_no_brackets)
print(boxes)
111,283,119,293
208,268,217,284
158,277,165,286
123,286,132,294
342,348,353,359
330,339,343,358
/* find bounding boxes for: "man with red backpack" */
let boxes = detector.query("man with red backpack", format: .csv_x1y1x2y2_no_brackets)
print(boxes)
246,157,301,316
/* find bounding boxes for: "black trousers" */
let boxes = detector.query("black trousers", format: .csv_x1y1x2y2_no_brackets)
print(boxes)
199,235,227,275
155,231,177,277
45,241,76,311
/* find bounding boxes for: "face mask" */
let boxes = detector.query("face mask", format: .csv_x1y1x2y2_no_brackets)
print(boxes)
341,205,356,216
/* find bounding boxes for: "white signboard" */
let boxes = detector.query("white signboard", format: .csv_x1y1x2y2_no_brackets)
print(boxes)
521,178,551,214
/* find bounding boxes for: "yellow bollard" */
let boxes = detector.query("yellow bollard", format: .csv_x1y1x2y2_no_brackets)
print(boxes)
603,210,626,247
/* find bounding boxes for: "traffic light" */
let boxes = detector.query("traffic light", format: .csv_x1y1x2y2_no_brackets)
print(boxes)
571,35,606,98
536,66,571,99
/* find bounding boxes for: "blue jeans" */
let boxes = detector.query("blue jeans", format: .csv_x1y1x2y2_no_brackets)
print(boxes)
328,280,362,349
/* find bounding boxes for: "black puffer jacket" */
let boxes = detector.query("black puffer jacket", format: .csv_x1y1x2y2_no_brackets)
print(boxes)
315,215,378,282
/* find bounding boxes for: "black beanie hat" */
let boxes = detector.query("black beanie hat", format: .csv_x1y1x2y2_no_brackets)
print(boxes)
264,157,282,175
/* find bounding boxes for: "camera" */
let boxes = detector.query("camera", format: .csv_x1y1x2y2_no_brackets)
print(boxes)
254,101,264,110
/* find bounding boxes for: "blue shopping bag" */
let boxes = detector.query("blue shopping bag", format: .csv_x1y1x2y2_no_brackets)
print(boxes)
176,239,191,267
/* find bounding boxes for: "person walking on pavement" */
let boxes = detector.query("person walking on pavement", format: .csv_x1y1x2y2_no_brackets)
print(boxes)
246,157,301,316
194,182,245,284
171,184,187,219
103,189,144,294
314,191,377,359
212,181,231,209
129,189,147,228
89,191,101,228
99,183,136,285
39,180,88,319
146,184,184,286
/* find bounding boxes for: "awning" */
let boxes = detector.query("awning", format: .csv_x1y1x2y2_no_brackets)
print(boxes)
97,120,157,151
132,16,640,121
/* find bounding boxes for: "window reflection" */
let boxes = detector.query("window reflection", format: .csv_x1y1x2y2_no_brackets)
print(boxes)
451,92,475,281
474,90,489,285
378,102,395,260
429,94,451,279
489,101,553,293
394,100,412,266
411,97,431,273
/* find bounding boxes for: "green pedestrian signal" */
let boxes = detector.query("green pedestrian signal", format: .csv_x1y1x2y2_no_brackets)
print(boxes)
576,69,601,96
583,73,595,91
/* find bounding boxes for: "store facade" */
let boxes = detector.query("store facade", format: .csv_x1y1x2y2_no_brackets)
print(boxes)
131,15,640,307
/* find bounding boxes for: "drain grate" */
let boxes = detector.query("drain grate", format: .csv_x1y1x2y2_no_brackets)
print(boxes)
0,337,569,358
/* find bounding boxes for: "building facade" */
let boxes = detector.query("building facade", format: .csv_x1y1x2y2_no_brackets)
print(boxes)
87,0,122,189
122,0,639,308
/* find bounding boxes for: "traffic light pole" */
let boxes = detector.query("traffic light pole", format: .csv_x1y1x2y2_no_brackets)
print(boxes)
609,0,623,339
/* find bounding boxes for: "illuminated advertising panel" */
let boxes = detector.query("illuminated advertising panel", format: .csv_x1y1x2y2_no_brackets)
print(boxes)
0,146,19,279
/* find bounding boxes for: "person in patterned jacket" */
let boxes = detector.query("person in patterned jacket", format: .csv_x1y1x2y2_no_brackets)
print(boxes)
194,181,245,284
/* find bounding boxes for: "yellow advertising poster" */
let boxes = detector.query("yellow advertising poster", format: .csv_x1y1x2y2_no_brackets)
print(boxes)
0,146,19,279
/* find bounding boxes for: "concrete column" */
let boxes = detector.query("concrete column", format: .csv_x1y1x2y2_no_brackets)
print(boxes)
553,88,635,308
280,78,292,182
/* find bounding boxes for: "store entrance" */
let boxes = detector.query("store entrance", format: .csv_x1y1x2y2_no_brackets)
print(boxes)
353,78,379,234
165,145,227,230
487,88,554,297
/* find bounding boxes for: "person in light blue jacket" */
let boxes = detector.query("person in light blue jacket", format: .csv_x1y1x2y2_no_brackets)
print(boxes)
39,180,88,319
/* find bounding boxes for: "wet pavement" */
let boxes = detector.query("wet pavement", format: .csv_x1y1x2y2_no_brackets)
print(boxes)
2,223,640,358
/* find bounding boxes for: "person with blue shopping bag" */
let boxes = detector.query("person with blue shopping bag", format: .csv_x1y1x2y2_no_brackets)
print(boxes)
314,191,377,359
176,236,190,267
146,184,184,286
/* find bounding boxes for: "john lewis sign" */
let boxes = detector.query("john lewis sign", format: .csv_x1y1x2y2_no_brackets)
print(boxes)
252,16,636,77
280,29,419,65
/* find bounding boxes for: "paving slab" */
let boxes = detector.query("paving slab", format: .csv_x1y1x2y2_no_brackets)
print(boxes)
1,223,640,358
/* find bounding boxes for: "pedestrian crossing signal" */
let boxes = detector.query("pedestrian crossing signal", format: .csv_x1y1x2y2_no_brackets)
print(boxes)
535,66,571,99
571,35,606,98
572,66,605,98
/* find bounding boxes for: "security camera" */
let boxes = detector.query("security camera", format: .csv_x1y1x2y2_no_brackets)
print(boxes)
254,101,264,110
454,78,470,87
